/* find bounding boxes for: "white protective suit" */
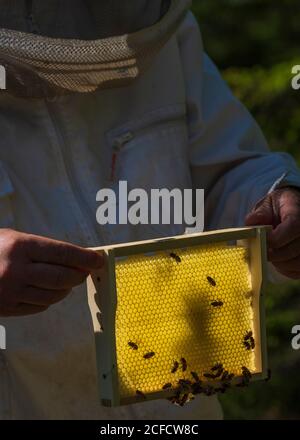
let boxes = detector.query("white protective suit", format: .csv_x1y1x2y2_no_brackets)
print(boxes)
0,2,300,420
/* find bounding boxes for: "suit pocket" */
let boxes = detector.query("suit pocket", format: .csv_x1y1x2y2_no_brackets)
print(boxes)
104,104,193,242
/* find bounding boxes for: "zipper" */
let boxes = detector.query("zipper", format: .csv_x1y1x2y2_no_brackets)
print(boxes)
45,100,103,246
110,132,134,181
109,117,184,182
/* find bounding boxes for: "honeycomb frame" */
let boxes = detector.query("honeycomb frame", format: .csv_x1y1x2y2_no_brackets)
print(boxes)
87,227,269,407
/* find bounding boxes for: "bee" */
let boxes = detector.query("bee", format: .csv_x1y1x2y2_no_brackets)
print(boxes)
128,341,138,350
211,363,223,372
243,331,255,350
207,276,216,287
211,301,224,307
143,351,155,359
162,383,172,390
222,372,234,383
244,330,253,340
136,390,146,399
227,373,234,381
178,379,192,385
178,379,192,386
211,363,224,378
191,371,200,382
242,366,252,380
221,370,229,381
203,372,216,379
170,253,181,263
180,357,187,372
167,396,177,405
179,393,189,407
243,340,252,350
192,382,203,395
168,390,181,406
171,361,179,374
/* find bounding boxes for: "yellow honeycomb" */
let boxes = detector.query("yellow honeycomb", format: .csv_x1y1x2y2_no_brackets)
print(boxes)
115,243,256,399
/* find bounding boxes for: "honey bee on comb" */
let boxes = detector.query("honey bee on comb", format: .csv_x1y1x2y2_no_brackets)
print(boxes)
243,330,255,351
167,389,182,406
179,393,189,407
162,383,172,390
243,340,252,350
171,361,179,374
210,301,224,307
143,351,155,359
211,363,223,373
128,341,138,350
170,253,181,263
211,301,224,308
167,396,177,405
178,379,192,393
180,357,187,372
207,276,216,287
221,371,234,382
203,372,216,380
244,330,253,340
221,370,229,381
191,381,203,395
178,379,192,387
242,366,252,381
191,371,200,382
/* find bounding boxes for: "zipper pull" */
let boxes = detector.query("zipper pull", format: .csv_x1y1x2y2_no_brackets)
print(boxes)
113,131,134,152
110,131,133,182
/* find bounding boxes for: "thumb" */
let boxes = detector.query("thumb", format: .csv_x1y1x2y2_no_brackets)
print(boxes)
245,194,274,227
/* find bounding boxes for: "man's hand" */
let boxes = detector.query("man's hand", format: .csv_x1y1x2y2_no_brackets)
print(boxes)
245,187,300,279
0,229,103,317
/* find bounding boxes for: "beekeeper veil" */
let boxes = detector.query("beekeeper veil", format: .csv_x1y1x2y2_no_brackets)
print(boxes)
0,0,191,98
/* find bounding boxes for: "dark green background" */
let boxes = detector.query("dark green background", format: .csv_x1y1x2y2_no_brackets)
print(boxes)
192,0,300,420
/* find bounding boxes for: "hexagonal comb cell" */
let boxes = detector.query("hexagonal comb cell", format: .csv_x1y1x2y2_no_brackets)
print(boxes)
116,244,254,399
87,227,268,407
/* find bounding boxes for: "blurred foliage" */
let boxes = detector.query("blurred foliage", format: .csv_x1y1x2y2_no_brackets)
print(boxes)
191,0,300,420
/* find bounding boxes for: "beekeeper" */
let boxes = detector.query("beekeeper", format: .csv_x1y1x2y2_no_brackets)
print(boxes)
0,0,300,420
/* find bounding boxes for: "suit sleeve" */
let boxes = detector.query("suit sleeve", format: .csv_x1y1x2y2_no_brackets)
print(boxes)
177,11,300,231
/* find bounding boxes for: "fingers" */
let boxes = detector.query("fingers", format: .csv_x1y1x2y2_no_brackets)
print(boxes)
0,303,50,317
245,195,274,227
27,263,89,290
270,266,300,280
269,237,300,263
268,216,300,249
272,255,300,273
26,234,103,271
20,287,70,306
0,229,103,317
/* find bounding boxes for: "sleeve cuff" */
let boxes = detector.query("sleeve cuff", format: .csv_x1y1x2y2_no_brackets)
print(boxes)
268,170,300,194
